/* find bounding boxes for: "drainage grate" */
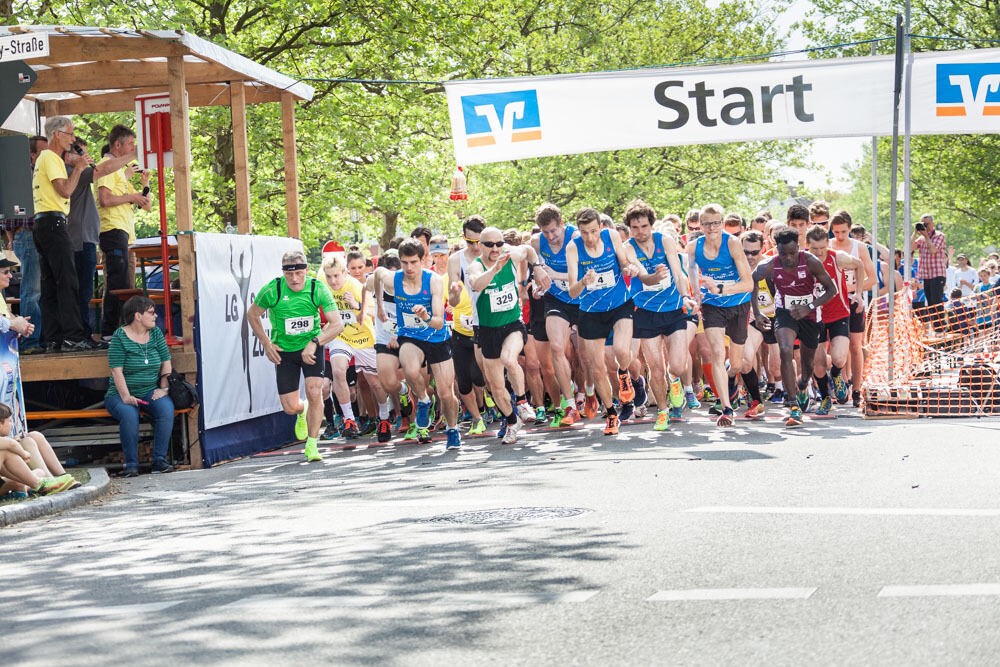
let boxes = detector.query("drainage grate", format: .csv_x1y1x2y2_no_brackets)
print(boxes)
423,507,591,525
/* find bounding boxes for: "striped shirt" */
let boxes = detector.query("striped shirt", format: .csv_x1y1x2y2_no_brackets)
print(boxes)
106,326,170,399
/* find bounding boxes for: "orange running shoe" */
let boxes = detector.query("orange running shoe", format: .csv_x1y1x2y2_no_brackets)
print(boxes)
560,407,582,425
617,371,635,403
583,394,599,419
603,413,620,435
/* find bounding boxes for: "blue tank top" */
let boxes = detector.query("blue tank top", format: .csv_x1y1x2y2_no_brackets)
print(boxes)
574,228,629,313
394,269,449,342
695,232,751,307
876,259,885,290
628,233,684,313
539,224,580,304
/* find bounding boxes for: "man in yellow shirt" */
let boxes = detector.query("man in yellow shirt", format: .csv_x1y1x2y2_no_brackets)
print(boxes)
31,116,101,352
96,124,152,338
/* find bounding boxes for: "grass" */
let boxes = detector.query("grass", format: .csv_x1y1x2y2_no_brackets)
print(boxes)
0,467,91,507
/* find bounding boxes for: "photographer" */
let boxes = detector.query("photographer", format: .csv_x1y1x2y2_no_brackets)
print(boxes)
912,214,947,310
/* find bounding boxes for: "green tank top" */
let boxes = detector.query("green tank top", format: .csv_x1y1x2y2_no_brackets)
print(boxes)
474,257,521,327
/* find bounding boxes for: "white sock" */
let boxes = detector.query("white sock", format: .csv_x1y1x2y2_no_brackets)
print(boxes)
340,402,355,422
378,399,390,420
683,384,693,393
585,384,595,396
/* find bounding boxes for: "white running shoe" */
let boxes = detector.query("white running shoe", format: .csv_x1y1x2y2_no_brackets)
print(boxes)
502,420,521,444
516,402,535,423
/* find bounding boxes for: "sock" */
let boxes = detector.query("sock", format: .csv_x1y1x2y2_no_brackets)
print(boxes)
340,402,355,422
831,364,843,378
742,369,762,402
351,400,360,419
683,384,693,394
506,409,518,424
702,364,720,397
776,381,784,390
814,374,830,399
378,399,390,420
585,384,595,397
306,435,317,449
323,398,335,424
516,393,527,404
605,406,617,418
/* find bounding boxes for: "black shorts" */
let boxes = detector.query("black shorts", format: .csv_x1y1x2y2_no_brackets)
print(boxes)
451,330,484,394
374,343,398,357
849,302,866,333
818,316,850,343
774,308,820,349
529,297,547,342
398,335,453,366
577,300,634,340
543,293,580,327
276,349,326,395
478,320,527,359
701,301,751,345
752,318,777,345
633,307,688,339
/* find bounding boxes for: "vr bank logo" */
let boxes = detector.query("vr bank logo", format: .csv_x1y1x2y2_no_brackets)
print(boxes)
461,90,542,148
936,64,1000,116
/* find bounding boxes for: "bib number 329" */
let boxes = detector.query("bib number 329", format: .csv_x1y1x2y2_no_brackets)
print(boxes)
285,316,314,336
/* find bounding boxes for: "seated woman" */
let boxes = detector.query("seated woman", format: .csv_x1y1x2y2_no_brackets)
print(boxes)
104,296,175,477
0,404,78,497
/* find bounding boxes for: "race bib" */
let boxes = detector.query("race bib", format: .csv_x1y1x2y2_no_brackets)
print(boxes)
400,311,427,329
642,269,673,291
787,294,814,308
338,310,357,326
845,269,857,290
489,283,518,312
284,315,314,336
459,313,476,331
587,269,616,291
378,317,398,336
757,291,776,317
553,278,570,293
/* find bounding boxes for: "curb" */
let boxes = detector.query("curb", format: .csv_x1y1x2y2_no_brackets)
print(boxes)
0,468,111,528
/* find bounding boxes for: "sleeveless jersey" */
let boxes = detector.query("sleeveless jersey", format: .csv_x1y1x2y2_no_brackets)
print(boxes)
474,257,521,327
695,233,751,307
394,269,449,343
773,251,818,322
833,238,863,293
574,228,629,313
373,287,397,346
539,224,580,304
817,251,851,323
458,249,481,328
628,233,684,313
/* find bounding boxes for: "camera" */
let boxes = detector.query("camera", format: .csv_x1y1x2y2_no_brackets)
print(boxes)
914,222,925,232
70,141,84,156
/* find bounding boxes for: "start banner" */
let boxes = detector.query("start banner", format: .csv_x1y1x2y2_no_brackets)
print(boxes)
445,48,1000,165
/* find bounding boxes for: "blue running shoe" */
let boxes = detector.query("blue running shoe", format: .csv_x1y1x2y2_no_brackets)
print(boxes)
618,401,634,422
770,388,785,405
832,374,849,404
497,416,508,439
633,376,647,411
816,396,833,416
669,406,683,422
685,390,701,410
796,389,810,412
446,428,462,450
415,399,432,429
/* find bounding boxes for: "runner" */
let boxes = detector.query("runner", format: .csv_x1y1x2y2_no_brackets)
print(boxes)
372,239,463,450
566,207,653,436
465,227,549,444
739,230,778,419
625,199,696,430
247,250,343,461
805,225,868,414
687,204,755,427
751,228,838,426
447,216,489,433
362,250,402,442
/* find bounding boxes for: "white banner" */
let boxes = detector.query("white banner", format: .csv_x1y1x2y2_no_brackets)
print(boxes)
446,48,1000,165
195,232,304,430
0,32,49,64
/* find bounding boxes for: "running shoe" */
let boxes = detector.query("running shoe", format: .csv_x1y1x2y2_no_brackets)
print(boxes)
502,420,521,445
634,403,648,418
377,419,392,442
709,400,723,416
716,407,734,427
468,419,486,435
702,387,716,403
321,422,339,440
852,390,862,408
445,427,462,450
342,419,360,439
583,394,599,419
685,390,701,410
770,388,786,405
560,406,582,426
399,387,411,416
669,406,684,422
415,399,432,429
576,393,586,412
785,406,803,427
403,423,419,441
359,417,377,436
796,388,810,412
744,400,765,420
294,399,308,440
517,401,535,423
653,410,670,431
728,381,741,408
603,413,620,435
669,378,684,409
484,392,496,409
33,475,75,495
548,409,564,428
428,395,437,426
417,428,432,444
618,401,634,422
534,406,547,424
617,371,635,403
633,376,647,410
1,490,28,500
303,440,321,462
816,396,833,416
763,383,776,401
833,374,849,404
497,417,508,439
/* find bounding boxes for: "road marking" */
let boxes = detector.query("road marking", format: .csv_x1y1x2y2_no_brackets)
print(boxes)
879,584,1000,598
434,590,599,605
688,506,1000,517
647,588,816,601
223,595,389,609
14,601,182,622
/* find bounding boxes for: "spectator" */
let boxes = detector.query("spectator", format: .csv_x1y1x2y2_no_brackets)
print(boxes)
97,125,152,339
952,253,979,297
912,214,947,308
28,135,47,169
946,288,975,335
13,136,49,354
31,116,100,352
105,296,174,477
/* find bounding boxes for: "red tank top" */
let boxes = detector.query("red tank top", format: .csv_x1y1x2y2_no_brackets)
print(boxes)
773,252,817,322
819,251,850,323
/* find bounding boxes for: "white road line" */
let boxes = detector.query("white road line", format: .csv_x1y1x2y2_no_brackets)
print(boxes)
15,601,182,622
687,506,1000,517
223,595,389,609
879,584,1000,598
647,588,816,601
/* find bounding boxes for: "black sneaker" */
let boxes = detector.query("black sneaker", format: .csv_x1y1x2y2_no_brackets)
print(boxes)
151,461,174,474
42,341,62,354
321,423,339,440
852,390,861,408
618,401,634,422
118,467,139,478
377,419,392,443
342,419,360,439
62,339,99,352
709,400,723,416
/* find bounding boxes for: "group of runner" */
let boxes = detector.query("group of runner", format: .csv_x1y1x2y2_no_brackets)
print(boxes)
249,199,890,459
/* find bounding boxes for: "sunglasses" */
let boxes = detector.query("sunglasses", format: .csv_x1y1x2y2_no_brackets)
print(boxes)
482,241,505,248
743,249,761,256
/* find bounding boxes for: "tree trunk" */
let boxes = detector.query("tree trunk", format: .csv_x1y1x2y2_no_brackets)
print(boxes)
379,210,398,250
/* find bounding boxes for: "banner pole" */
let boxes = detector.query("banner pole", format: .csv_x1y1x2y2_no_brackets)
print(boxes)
870,40,879,332
887,14,904,384
902,0,914,287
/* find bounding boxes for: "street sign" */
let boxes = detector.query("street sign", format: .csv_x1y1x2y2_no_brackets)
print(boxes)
136,93,174,170
0,32,49,64
0,60,36,127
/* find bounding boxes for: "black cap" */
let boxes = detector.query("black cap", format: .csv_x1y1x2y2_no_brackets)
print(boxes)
0,250,20,269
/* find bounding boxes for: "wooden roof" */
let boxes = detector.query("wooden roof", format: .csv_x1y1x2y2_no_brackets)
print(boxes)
5,25,314,115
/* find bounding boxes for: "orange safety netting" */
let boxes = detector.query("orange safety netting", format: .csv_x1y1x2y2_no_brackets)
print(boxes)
862,285,1000,418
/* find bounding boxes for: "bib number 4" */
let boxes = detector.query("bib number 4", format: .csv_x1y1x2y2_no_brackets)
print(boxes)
587,270,616,290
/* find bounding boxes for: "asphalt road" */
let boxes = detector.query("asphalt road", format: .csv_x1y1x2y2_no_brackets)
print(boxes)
4,411,1000,665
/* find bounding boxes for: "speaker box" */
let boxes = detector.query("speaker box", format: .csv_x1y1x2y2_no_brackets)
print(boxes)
0,135,33,221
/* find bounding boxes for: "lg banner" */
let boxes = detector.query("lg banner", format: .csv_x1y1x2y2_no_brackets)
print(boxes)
195,232,304,430
446,48,1000,165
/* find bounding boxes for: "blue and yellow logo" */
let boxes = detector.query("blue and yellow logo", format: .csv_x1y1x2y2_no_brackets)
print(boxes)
461,90,542,148
936,63,1000,117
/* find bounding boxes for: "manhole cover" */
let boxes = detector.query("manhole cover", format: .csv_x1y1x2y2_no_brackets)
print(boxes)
423,507,591,525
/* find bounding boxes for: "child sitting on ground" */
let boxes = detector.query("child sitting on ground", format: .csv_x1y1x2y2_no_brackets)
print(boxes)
0,403,78,499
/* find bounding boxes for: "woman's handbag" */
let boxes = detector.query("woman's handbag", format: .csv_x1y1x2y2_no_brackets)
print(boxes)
162,371,199,410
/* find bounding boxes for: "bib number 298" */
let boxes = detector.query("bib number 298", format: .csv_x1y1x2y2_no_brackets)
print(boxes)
285,316,314,336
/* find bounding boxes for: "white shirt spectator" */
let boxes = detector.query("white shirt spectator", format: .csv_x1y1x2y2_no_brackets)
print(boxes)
954,267,979,297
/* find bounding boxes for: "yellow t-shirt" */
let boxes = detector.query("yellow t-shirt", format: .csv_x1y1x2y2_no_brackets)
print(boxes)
95,157,137,243
444,274,476,337
330,276,374,348
32,150,70,215
756,277,776,318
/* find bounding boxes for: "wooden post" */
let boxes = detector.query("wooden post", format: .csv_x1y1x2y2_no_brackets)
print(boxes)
231,83,252,234
281,93,301,239
168,55,203,469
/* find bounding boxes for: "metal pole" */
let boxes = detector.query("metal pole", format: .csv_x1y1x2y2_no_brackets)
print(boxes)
870,41,879,330
902,0,913,285
887,14,905,384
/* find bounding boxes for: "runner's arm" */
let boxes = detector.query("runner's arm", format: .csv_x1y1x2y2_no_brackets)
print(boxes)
726,235,755,295
663,236,690,297
566,242,589,298
428,273,446,330
839,252,868,299
467,256,498,293
687,243,704,307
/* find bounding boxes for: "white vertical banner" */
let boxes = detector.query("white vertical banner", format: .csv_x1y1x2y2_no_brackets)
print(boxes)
195,232,304,430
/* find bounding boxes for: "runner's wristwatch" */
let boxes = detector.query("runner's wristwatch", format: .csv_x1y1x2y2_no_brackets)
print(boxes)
807,303,816,311
311,336,319,346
